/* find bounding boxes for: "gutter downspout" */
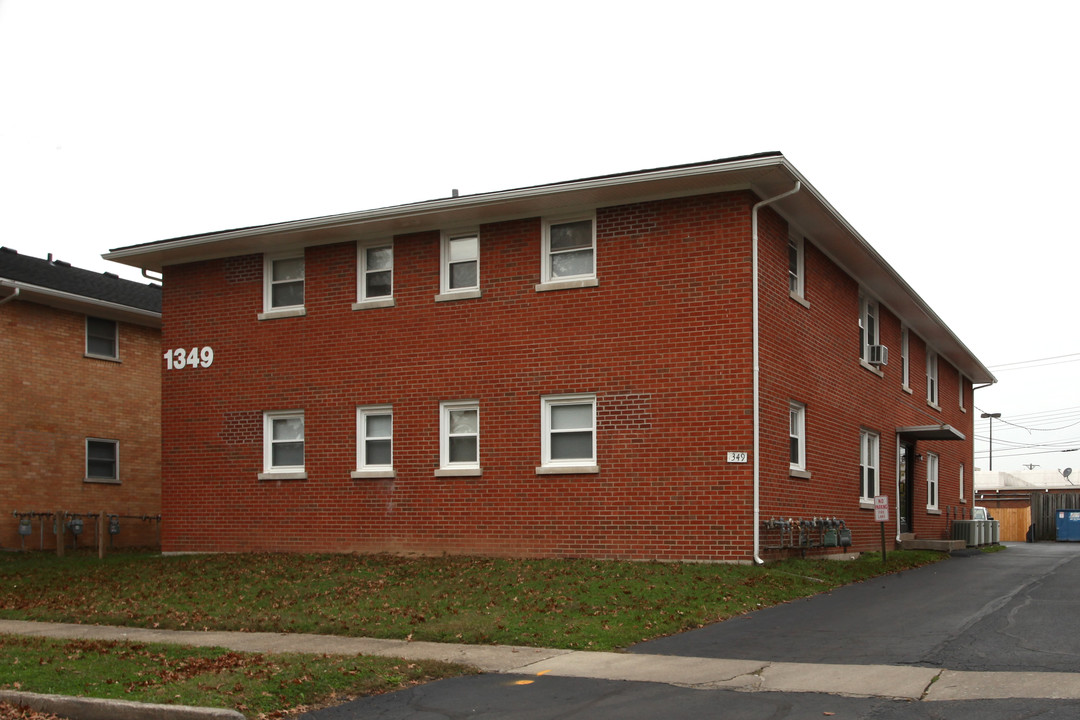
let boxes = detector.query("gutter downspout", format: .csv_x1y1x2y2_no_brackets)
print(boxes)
0,287,20,306
751,181,801,565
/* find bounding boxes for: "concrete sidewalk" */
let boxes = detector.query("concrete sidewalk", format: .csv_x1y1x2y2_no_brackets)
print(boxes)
3,619,1080,719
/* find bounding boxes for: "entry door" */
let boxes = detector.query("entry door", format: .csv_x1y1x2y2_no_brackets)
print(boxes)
899,442,915,534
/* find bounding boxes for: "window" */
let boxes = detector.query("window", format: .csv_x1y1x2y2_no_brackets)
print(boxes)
927,351,939,406
959,371,966,411
355,406,393,476
859,294,879,364
900,327,910,390
356,242,393,307
85,438,118,482
262,254,305,317
539,394,597,472
960,463,966,502
262,411,305,478
788,232,805,299
439,230,479,299
860,431,879,502
439,401,480,475
85,316,118,359
539,215,596,288
789,402,806,472
927,452,939,510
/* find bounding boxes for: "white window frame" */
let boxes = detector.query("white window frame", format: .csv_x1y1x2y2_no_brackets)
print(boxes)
900,327,911,391
959,370,967,411
789,402,806,473
85,316,118,360
437,401,481,476
354,240,394,309
927,452,939,510
260,410,306,479
353,405,394,478
538,394,598,473
437,230,481,301
537,213,598,291
927,350,940,407
859,430,879,502
85,438,119,483
859,294,880,366
261,255,308,317
960,463,966,502
788,231,806,301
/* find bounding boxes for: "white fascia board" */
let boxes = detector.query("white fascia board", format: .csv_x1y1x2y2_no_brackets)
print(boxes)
104,154,788,269
0,279,161,328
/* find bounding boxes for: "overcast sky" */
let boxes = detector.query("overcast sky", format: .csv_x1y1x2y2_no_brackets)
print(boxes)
2,0,1078,476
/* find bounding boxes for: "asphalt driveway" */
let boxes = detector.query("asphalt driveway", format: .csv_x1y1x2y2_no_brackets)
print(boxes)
631,542,1080,672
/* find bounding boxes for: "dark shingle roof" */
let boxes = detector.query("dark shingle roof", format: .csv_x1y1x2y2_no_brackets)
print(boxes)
0,247,161,313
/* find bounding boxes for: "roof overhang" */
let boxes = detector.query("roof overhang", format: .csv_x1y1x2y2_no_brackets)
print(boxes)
103,152,993,383
896,424,967,442
0,280,161,328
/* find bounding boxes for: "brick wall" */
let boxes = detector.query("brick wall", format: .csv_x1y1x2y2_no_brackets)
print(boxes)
0,301,161,550
159,189,973,561
756,207,973,554
161,192,759,561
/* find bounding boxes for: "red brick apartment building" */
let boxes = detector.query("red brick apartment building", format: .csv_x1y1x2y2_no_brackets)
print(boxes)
105,152,994,562
0,248,162,550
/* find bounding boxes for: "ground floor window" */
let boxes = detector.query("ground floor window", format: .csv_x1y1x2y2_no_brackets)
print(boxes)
860,430,878,501
85,438,118,482
927,452,939,510
540,394,596,470
263,410,305,477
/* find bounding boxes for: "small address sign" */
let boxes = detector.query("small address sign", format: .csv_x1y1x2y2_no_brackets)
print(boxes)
164,346,214,370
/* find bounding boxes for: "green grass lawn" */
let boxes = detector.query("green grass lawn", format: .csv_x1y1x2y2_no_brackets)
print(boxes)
0,549,946,717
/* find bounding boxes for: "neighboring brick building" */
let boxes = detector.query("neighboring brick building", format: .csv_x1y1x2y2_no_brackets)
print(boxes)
0,248,162,550
106,152,994,562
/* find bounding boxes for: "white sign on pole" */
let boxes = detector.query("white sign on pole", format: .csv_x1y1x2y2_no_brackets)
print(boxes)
874,495,890,522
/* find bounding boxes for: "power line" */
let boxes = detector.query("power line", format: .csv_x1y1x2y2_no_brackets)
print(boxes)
988,352,1080,370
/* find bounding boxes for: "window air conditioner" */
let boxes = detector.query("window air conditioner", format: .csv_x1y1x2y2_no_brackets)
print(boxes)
867,345,889,366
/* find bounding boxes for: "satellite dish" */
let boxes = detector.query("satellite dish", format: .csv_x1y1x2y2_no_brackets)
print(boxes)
1066,468,1074,479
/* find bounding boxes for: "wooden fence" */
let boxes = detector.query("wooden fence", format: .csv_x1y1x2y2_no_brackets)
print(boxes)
1030,492,1080,542
991,506,1032,542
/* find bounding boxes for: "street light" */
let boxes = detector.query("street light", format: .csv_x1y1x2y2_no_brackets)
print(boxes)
981,412,1001,471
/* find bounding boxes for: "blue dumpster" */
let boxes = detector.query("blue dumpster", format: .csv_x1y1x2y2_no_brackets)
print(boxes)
1056,510,1080,541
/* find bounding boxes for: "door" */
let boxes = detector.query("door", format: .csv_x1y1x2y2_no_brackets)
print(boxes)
899,442,915,533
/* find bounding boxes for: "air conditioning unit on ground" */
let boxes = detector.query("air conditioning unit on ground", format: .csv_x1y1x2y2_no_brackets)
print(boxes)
867,345,889,366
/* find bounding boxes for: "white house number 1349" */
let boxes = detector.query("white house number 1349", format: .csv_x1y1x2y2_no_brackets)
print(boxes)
164,347,214,370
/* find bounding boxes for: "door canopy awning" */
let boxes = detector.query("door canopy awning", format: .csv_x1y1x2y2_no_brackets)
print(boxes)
896,424,966,441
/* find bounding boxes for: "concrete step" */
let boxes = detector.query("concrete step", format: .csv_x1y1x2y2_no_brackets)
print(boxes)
898,538,967,552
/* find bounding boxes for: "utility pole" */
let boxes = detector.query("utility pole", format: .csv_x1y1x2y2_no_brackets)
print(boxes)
981,412,1001,471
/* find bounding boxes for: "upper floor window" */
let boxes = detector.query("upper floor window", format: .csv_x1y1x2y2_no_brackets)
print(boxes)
85,316,118,359
788,232,805,299
439,401,480,475
356,241,393,308
85,438,118,482
539,215,596,289
927,452,939,510
355,405,393,476
262,254,305,318
261,410,305,479
539,394,597,472
927,351,939,407
439,231,480,299
859,430,879,502
859,295,880,364
900,327,911,390
959,371,967,411
789,402,806,473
